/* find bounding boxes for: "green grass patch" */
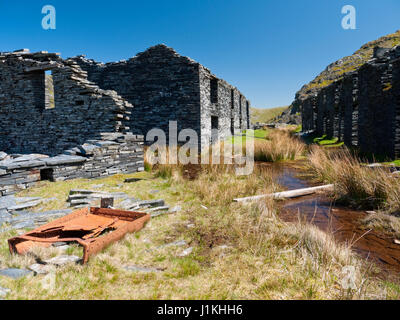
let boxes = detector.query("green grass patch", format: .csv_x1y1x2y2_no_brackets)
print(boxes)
230,129,269,145
382,159,400,167
302,133,344,148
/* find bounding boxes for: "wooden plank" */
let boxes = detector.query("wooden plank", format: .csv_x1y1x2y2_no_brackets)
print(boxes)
233,184,334,202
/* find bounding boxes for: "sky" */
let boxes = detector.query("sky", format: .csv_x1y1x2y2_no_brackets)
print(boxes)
0,0,399,108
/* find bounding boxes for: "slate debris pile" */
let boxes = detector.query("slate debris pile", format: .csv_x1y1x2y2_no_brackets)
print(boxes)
67,189,130,208
66,188,173,217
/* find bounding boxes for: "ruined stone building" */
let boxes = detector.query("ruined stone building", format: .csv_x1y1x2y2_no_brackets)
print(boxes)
0,44,250,155
0,45,250,195
72,44,251,149
301,46,400,159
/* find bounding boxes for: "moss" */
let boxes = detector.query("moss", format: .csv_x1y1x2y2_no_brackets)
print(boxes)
383,83,392,92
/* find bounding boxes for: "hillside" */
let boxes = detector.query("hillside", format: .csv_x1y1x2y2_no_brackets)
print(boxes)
296,30,400,101
250,106,288,124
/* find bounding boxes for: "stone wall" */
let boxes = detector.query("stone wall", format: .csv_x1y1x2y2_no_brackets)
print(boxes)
73,45,201,144
300,45,400,159
198,65,250,148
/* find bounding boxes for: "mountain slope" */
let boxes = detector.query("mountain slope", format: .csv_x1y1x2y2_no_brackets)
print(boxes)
250,106,288,124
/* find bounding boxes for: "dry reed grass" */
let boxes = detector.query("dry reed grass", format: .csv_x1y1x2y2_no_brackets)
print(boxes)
308,146,400,213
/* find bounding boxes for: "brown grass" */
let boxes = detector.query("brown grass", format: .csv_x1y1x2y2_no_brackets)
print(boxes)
308,147,400,213
0,141,399,299
254,129,306,162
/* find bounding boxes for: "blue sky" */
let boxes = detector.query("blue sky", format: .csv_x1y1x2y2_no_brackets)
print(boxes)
0,1,399,108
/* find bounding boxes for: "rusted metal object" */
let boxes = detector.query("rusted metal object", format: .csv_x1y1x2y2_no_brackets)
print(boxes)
8,207,150,264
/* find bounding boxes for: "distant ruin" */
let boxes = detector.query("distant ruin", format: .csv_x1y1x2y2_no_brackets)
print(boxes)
301,46,400,158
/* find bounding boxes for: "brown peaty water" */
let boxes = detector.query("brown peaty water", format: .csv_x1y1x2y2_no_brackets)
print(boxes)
265,163,400,277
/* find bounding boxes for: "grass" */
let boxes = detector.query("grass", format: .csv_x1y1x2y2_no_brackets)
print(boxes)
294,125,302,133
245,129,269,139
383,159,400,167
302,133,345,148
362,212,400,239
250,106,288,124
0,130,400,299
231,129,270,144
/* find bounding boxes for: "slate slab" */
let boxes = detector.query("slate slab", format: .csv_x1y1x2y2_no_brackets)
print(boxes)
170,205,182,213
0,160,45,170
0,268,33,279
0,152,8,161
162,240,187,248
124,178,142,183
44,155,87,166
7,200,42,211
137,199,165,208
10,219,35,230
123,265,162,273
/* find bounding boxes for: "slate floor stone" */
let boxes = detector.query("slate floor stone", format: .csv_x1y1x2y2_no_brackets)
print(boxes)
44,255,81,266
178,247,193,257
28,264,56,275
0,286,11,298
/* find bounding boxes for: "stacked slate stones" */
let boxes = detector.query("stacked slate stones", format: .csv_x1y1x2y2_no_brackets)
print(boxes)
0,133,144,196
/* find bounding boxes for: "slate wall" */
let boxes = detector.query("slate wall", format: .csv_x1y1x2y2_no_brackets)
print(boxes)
300,45,400,159
0,51,132,156
74,44,251,150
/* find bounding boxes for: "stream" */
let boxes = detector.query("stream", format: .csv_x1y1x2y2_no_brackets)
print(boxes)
266,163,400,276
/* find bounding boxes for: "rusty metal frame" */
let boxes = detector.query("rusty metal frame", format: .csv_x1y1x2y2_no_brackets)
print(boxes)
8,207,151,264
